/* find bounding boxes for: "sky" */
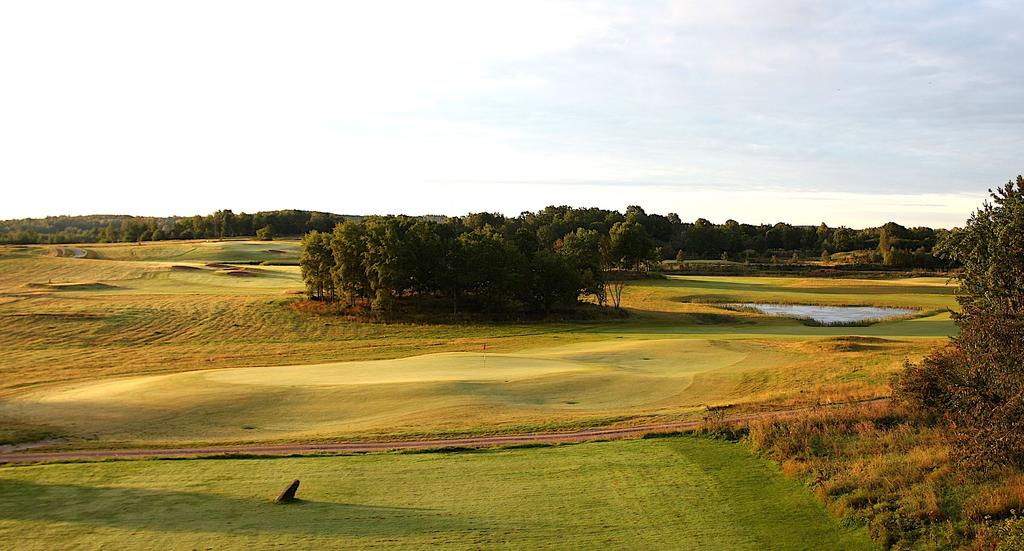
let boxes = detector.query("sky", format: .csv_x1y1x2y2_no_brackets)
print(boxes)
1,1,1021,228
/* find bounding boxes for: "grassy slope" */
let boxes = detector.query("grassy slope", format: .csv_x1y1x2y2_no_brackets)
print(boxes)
0,438,874,550
0,245,596,393
86,239,301,263
0,241,956,447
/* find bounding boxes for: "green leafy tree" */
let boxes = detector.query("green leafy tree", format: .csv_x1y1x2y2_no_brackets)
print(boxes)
878,225,894,265
362,217,412,312
609,221,654,270
256,225,274,241
896,176,1024,466
458,229,527,312
330,221,370,306
527,250,581,312
558,228,604,299
403,221,444,296
436,229,468,313
299,230,335,301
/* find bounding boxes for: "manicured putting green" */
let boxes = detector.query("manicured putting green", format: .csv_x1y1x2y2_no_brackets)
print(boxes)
0,438,875,550
0,338,809,443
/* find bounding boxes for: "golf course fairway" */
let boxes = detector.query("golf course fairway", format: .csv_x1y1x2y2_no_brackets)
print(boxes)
0,438,874,550
0,241,953,548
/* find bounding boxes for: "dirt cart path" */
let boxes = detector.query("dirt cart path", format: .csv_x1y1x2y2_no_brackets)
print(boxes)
0,399,887,464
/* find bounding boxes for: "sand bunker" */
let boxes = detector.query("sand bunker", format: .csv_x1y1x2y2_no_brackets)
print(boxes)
52,247,91,259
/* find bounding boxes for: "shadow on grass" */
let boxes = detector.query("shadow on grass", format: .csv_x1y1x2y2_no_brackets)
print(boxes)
0,479,483,537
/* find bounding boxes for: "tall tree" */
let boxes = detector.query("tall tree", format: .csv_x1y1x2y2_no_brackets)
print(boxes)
458,228,527,312
299,230,335,301
609,221,654,270
558,228,604,299
896,176,1024,466
362,217,411,312
330,221,370,306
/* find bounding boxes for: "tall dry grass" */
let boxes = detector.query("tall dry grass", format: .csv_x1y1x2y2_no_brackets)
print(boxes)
705,401,1024,549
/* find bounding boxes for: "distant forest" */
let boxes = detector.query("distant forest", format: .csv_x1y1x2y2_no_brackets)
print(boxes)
2,206,950,270
0,210,354,245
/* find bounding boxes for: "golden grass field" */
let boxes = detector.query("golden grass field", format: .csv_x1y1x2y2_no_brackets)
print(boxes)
0,240,956,448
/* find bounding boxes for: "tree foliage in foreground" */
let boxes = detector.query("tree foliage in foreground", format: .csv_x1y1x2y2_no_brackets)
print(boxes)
896,176,1024,466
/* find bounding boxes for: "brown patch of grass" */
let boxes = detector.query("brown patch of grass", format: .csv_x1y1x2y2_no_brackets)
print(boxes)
965,473,1024,521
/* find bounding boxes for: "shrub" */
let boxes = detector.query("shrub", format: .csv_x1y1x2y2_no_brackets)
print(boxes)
994,516,1024,550
896,177,1024,467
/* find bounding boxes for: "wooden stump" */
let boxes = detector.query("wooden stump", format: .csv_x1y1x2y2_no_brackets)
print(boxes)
275,479,300,503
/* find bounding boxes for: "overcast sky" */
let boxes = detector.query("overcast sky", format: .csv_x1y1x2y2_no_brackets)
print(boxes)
1,1,1021,227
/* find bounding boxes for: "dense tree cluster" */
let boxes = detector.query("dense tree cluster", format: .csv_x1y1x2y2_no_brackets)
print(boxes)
896,176,1024,466
299,216,610,313
0,210,352,244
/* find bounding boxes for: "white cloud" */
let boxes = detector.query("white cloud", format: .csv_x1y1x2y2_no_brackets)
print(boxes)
0,0,1019,226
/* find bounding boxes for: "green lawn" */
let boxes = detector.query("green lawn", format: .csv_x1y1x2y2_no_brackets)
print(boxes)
0,437,875,550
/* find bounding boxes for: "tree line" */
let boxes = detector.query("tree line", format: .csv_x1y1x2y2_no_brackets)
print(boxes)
3,205,951,269
0,210,354,244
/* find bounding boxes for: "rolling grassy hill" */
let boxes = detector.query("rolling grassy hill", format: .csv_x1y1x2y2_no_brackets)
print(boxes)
0,239,958,548
0,241,956,447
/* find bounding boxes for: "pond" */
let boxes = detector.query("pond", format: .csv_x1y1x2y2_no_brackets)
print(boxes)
726,303,917,324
